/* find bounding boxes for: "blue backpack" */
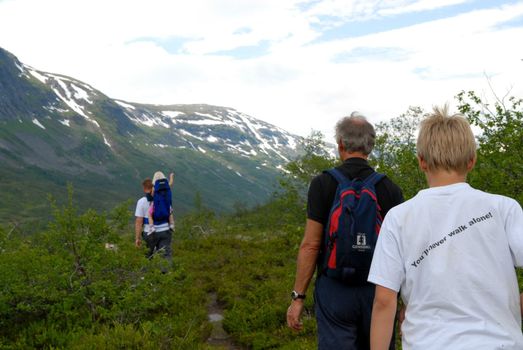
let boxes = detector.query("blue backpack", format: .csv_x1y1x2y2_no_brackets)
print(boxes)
153,178,172,225
322,169,385,285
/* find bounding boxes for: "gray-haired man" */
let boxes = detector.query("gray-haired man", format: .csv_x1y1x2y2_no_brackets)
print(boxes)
286,113,403,349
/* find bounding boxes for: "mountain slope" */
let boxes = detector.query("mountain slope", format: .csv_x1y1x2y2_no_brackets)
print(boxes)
0,47,302,227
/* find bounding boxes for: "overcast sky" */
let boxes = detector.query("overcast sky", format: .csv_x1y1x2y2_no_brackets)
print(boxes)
1,0,522,139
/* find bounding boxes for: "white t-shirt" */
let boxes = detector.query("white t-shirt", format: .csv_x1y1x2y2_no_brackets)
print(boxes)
134,196,151,233
368,183,523,350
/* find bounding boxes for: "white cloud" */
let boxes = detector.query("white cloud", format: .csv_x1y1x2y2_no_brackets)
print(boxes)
0,0,522,140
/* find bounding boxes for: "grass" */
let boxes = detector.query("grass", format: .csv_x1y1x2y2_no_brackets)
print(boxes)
3,195,517,349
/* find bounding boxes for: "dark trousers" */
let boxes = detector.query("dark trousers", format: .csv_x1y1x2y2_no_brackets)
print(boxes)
142,229,173,263
315,275,395,350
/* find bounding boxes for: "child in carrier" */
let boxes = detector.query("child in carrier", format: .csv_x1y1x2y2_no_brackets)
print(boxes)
147,171,175,234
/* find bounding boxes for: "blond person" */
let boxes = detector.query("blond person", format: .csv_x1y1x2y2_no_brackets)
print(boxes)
368,106,523,349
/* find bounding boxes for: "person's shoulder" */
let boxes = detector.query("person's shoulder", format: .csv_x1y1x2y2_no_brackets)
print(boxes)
375,174,403,200
385,193,420,217
136,196,148,207
471,188,522,211
310,171,336,186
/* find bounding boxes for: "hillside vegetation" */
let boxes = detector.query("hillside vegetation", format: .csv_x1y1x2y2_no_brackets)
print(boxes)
0,92,521,349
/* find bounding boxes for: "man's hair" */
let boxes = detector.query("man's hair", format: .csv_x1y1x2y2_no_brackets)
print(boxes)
417,105,476,173
142,178,153,190
335,112,375,155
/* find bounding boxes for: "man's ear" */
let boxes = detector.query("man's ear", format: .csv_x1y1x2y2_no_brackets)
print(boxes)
417,155,428,172
337,140,345,154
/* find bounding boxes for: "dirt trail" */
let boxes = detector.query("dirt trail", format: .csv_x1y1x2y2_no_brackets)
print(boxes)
206,292,244,349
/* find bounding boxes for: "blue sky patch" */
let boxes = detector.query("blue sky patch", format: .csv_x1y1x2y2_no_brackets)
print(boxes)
412,66,486,80
126,36,195,54
493,14,523,30
296,0,323,13
233,27,252,35
210,40,271,59
333,47,410,63
312,0,521,42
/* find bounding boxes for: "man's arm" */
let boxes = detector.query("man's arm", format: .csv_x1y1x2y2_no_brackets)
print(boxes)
370,285,398,350
169,172,175,187
134,217,143,247
286,219,323,331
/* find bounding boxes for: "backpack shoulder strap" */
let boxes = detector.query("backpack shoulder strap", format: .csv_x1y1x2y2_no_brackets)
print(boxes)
323,168,351,187
363,172,385,186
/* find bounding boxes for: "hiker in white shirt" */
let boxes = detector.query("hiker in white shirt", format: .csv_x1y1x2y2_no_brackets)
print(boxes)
134,178,154,257
368,105,523,350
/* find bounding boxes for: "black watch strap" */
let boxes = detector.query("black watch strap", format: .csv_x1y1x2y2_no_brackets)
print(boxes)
291,290,306,300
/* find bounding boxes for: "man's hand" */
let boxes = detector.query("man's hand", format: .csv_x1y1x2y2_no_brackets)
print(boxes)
287,300,304,331
135,238,142,248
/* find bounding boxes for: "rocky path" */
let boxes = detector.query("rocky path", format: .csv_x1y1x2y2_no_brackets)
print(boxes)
206,292,243,349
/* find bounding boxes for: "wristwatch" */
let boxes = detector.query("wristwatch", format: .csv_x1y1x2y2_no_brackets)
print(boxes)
291,290,306,300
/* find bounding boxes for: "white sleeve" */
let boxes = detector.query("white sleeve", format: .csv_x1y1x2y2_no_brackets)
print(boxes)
134,199,146,218
504,198,523,267
368,213,405,292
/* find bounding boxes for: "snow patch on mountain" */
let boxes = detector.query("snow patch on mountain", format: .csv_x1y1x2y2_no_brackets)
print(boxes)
179,129,204,141
162,111,184,120
70,84,92,104
102,133,111,148
28,69,48,84
14,61,24,73
182,119,224,126
59,119,70,127
115,100,136,110
32,118,45,129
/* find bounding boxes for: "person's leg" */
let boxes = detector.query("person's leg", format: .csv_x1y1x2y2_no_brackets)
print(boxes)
357,284,375,350
142,232,158,259
315,276,360,350
142,231,156,259
155,229,173,264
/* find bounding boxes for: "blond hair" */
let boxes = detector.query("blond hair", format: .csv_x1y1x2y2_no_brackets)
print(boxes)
152,171,166,184
416,105,476,173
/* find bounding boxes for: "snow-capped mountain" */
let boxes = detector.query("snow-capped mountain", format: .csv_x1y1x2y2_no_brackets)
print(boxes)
0,47,303,223
118,102,298,163
14,60,300,164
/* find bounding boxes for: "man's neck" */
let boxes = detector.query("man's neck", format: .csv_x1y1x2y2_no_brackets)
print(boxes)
340,152,368,162
425,169,467,188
